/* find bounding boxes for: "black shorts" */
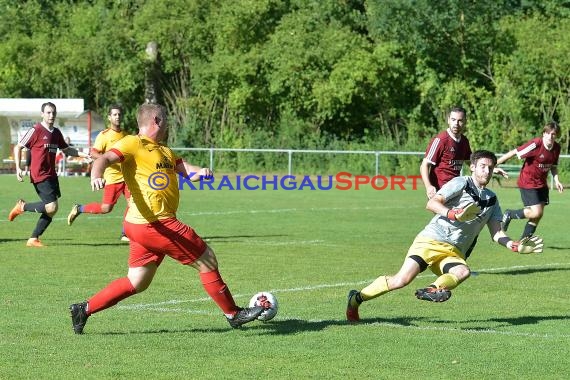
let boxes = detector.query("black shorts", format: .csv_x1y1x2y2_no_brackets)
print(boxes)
520,187,549,207
33,177,61,203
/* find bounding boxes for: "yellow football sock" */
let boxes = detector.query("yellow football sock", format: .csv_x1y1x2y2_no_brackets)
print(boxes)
360,276,389,301
432,273,459,290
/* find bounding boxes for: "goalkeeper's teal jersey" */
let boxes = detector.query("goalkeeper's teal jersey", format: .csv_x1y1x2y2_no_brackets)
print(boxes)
418,176,503,257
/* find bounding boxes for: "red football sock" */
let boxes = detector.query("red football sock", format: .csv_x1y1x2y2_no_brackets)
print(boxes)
200,270,239,315
87,277,136,315
82,203,103,214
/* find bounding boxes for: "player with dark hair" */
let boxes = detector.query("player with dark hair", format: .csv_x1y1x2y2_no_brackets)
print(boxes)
498,122,564,239
420,106,472,199
67,104,131,241
69,103,264,334
8,102,91,247
346,150,544,322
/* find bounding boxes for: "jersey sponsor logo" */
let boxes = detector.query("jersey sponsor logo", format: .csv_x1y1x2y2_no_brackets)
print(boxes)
44,143,59,153
156,161,174,170
447,159,465,171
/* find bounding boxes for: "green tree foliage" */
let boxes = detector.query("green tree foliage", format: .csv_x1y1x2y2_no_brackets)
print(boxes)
0,0,568,162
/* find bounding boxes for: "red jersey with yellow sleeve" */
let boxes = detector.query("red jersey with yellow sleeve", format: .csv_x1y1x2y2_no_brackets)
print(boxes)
91,128,127,184
109,135,182,224
516,137,560,189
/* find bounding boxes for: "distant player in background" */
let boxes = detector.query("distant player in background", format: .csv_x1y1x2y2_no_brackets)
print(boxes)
67,105,130,241
346,150,543,322
420,106,473,199
69,103,264,334
8,102,91,247
420,106,507,199
497,122,564,239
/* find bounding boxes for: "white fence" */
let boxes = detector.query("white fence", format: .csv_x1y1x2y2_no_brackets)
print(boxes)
173,147,424,177
173,147,570,189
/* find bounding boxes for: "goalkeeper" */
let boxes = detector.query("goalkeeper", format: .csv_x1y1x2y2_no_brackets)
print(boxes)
346,150,544,322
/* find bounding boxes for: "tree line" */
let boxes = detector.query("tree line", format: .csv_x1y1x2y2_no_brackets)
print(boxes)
1,0,569,162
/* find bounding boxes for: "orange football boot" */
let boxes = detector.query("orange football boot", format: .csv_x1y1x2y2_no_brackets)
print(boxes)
26,238,45,248
8,199,25,221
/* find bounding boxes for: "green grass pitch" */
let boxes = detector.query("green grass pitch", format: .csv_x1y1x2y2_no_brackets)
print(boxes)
0,174,569,379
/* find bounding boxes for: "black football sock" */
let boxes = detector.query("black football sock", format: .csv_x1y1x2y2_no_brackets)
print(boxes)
31,214,52,238
24,201,47,213
521,222,537,239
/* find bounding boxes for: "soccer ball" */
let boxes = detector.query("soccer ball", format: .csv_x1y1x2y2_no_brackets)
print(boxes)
248,292,278,321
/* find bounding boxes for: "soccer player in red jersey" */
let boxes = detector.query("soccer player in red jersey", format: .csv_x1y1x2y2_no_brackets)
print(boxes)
497,122,564,239
69,103,264,334
67,105,131,241
8,102,91,247
420,106,508,198
420,107,473,199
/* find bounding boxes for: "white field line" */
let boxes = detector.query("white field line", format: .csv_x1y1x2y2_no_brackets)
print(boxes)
117,263,570,339
117,261,570,339
222,239,328,246
119,262,570,302
119,261,570,312
327,320,570,339
0,205,411,223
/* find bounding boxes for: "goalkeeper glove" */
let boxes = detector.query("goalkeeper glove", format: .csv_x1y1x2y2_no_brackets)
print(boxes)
447,203,481,222
510,235,544,254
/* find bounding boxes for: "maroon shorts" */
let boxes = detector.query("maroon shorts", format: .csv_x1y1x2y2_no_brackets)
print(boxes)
102,182,130,205
124,217,207,267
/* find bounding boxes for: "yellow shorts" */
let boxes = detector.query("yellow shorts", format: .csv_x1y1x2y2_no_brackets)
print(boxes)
406,235,467,276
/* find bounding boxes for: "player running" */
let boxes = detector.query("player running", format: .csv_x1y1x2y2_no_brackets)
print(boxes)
69,103,264,334
497,122,564,239
67,105,131,241
8,102,91,247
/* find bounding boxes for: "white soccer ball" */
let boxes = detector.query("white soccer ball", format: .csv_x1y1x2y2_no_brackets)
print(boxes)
248,292,278,321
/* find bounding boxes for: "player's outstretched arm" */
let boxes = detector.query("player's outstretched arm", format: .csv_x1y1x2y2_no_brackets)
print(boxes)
90,151,120,191
492,224,544,254
496,149,517,165
178,160,213,182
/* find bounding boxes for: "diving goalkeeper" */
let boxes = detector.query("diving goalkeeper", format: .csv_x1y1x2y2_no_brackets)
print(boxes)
346,150,544,322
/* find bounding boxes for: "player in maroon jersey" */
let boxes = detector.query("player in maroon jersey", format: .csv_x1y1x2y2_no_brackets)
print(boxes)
420,107,473,199
421,106,507,199
8,102,91,247
497,122,564,239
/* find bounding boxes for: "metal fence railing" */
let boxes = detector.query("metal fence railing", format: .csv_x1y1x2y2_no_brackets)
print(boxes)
173,147,570,189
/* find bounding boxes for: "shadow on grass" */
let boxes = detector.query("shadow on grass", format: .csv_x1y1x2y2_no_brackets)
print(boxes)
53,242,130,247
479,266,570,276
91,313,570,336
0,234,288,246
0,237,129,246
545,245,570,250
478,315,570,327
0,238,23,243
250,316,431,335
96,316,428,336
426,314,570,331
